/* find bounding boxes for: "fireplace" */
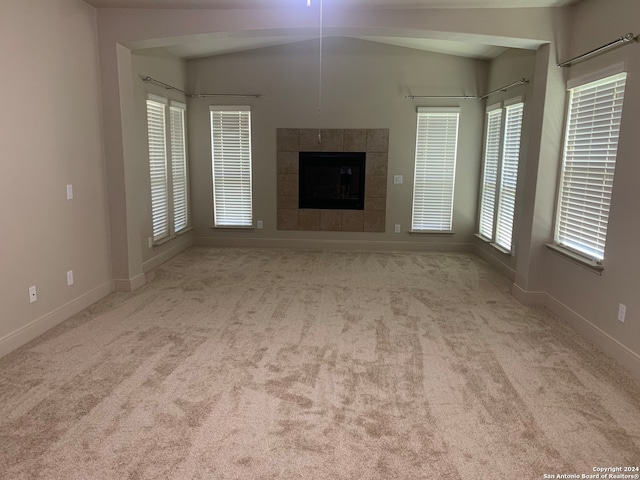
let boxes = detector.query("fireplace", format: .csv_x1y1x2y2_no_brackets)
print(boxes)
276,128,389,232
298,151,366,210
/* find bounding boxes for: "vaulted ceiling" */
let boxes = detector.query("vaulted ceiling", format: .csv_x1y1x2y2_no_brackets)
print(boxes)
84,0,581,59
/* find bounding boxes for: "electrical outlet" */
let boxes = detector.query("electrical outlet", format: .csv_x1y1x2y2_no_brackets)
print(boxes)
394,224,401,233
618,303,626,322
257,220,263,229
29,286,37,303
393,175,403,184
67,270,74,286
66,184,73,200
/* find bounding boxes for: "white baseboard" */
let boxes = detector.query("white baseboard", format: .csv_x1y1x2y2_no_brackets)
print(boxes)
114,235,194,292
113,272,146,292
0,281,114,359
545,293,640,380
196,236,474,252
511,283,547,306
475,244,516,282
512,284,640,380
143,234,194,273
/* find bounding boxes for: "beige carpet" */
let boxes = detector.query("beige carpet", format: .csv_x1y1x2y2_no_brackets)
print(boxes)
1,247,639,479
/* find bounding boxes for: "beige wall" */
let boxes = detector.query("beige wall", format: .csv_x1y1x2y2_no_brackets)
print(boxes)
187,38,487,249
131,49,195,271
0,0,112,354
2,0,638,376
540,0,640,371
95,5,558,276
3,0,638,377
474,48,537,278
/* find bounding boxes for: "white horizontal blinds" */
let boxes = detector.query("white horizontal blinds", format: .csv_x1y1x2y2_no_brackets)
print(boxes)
479,108,502,240
556,72,627,261
495,102,524,251
146,97,169,241
412,107,460,231
210,106,253,227
170,104,188,233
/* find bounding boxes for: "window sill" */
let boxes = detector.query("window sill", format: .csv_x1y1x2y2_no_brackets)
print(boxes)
152,226,193,248
409,230,455,235
210,225,255,231
545,243,604,275
474,233,512,255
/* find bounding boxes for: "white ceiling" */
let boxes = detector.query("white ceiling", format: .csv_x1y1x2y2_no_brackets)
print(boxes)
87,0,580,60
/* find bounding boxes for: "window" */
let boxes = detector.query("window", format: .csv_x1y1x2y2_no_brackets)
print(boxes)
411,107,460,232
478,99,524,252
554,72,627,263
170,105,188,233
210,106,253,228
478,107,502,241
145,95,189,243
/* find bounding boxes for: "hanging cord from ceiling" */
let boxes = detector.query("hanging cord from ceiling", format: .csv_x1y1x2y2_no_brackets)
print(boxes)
558,32,638,67
317,0,324,144
141,76,264,99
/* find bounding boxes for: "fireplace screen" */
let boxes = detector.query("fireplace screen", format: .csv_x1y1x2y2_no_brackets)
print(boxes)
298,152,366,210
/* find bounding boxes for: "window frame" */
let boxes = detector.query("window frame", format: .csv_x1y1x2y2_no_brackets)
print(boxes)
477,97,524,254
411,106,460,233
210,105,254,228
145,94,190,246
478,103,503,242
552,69,627,266
169,101,189,235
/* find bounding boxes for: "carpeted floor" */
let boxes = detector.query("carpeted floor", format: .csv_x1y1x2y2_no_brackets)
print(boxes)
1,247,639,479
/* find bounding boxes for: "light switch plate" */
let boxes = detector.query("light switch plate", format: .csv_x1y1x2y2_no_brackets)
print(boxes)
393,175,403,184
66,184,73,200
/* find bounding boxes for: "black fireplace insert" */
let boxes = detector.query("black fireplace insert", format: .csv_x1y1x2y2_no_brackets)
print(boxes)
298,151,366,210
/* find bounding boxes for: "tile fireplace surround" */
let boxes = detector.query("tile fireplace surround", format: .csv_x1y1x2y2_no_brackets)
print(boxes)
276,128,389,232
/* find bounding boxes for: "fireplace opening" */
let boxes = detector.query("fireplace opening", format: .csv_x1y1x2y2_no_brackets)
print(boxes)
298,152,366,210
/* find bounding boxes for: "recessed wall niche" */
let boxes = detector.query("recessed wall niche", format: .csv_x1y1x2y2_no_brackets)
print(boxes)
276,128,389,232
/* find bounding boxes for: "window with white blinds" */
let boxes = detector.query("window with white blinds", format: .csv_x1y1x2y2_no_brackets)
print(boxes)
145,95,190,243
555,72,627,262
477,100,524,253
411,107,460,232
495,102,524,251
146,97,169,241
170,104,188,233
478,108,502,240
210,106,253,228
